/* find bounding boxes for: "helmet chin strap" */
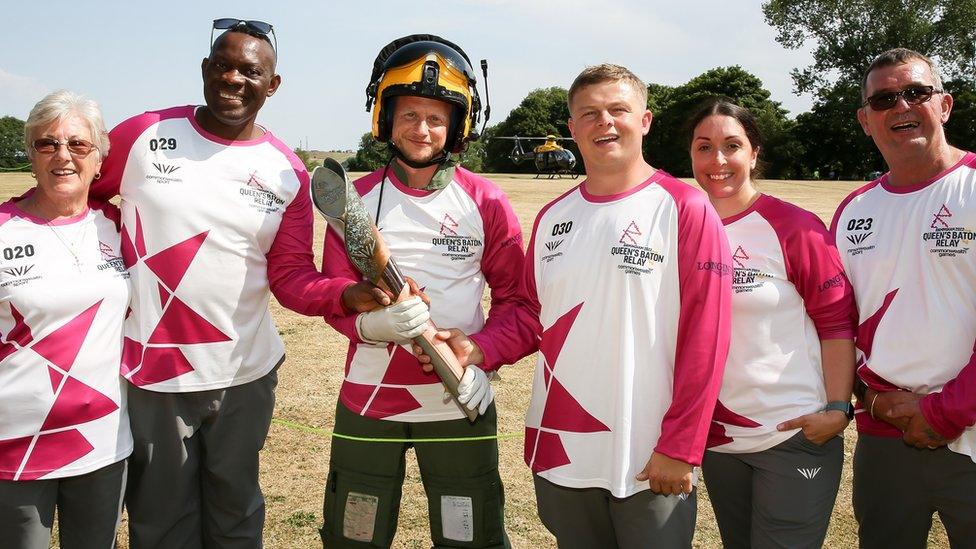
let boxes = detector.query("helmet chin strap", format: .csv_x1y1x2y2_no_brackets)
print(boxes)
388,142,451,169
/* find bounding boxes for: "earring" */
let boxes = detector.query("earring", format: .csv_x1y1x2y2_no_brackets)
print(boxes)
30,172,36,179
94,173,101,180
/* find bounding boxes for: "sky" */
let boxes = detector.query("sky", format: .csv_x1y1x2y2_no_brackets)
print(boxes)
1,0,816,151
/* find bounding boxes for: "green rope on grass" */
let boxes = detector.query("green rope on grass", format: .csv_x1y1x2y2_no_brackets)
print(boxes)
0,164,31,172
272,417,522,443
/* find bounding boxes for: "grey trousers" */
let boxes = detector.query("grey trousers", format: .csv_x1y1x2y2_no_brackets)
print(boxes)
853,434,976,549
533,474,696,548
0,459,126,549
125,366,279,549
701,432,843,549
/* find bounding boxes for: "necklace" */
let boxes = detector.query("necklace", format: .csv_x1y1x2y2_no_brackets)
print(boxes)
45,219,89,272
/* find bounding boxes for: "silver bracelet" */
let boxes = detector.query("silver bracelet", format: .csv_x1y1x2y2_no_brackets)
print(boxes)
869,393,880,420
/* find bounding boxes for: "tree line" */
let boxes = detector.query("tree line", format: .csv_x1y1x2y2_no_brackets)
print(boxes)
5,1,974,180
349,0,976,180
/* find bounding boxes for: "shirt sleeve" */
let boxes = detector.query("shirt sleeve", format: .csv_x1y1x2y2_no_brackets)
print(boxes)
511,213,544,349
468,195,539,371
780,211,856,340
654,188,732,466
89,116,143,201
319,219,366,343
266,169,357,318
920,346,976,440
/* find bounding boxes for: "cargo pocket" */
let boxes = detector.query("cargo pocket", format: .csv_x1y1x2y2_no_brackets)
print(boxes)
322,468,400,547
424,471,505,548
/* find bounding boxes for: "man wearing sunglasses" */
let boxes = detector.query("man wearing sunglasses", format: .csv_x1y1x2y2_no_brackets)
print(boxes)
832,48,976,547
90,19,383,548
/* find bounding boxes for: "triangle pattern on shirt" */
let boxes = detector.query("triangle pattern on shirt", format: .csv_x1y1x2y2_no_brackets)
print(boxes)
380,345,440,385
0,435,32,478
120,337,144,377
368,386,424,418
40,375,119,431
144,231,209,292
18,429,94,481
6,303,33,347
157,283,171,309
707,400,761,447
0,303,34,362
712,400,761,428
134,209,147,258
540,377,611,433
342,381,422,418
539,302,584,385
525,427,571,473
0,342,14,363
147,296,232,345
48,367,63,393
856,289,898,361
29,301,102,373
127,346,195,386
707,421,735,448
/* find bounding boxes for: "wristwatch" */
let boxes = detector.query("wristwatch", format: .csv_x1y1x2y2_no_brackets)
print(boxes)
823,401,854,420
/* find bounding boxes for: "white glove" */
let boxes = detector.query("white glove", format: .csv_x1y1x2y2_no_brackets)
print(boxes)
457,366,494,415
356,296,430,344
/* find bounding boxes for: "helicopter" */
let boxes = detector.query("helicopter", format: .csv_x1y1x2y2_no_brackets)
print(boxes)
491,135,579,179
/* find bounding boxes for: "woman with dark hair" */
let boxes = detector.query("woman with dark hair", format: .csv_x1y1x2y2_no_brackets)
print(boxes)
688,99,855,548
0,90,130,548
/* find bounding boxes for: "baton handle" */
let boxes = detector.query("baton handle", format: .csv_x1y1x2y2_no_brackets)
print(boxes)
375,256,477,423
412,322,478,422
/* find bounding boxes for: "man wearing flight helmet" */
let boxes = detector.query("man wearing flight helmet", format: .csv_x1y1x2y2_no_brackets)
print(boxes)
319,35,531,547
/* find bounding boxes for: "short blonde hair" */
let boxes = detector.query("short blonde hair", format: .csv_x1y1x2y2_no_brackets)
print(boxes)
568,64,648,111
24,90,110,160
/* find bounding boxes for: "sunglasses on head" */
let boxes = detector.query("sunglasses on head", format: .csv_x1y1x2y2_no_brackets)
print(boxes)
863,85,942,111
32,138,96,156
210,18,277,52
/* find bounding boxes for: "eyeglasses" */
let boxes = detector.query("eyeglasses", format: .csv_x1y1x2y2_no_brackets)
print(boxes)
862,85,943,111
31,138,96,156
211,18,277,52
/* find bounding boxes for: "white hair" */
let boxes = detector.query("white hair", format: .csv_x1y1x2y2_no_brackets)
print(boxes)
24,90,110,160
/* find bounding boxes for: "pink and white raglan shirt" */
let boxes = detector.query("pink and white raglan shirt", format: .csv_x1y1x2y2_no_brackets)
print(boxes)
708,194,855,454
0,196,131,481
91,106,354,392
322,166,530,422
832,152,976,462
520,172,733,497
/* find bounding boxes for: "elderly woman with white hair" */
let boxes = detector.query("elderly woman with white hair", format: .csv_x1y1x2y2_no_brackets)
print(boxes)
0,90,131,549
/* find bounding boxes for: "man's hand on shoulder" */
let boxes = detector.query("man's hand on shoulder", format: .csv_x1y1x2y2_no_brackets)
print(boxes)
636,452,693,497
412,329,484,373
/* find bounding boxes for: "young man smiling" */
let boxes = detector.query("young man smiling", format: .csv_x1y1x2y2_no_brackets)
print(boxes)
91,20,379,548
432,63,732,548
515,63,732,548
832,48,976,548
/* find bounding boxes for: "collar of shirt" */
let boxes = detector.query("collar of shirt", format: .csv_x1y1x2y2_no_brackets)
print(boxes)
391,160,457,191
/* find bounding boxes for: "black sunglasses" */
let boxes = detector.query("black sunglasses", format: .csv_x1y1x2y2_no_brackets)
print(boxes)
32,138,96,156
863,85,942,111
210,18,277,52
